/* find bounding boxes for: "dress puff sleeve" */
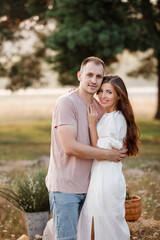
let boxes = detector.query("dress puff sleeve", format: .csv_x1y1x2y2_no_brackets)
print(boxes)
97,111,127,150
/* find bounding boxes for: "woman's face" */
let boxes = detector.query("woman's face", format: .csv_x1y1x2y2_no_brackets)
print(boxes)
98,82,119,112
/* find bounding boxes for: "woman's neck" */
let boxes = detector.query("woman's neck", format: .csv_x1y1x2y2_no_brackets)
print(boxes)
105,108,118,113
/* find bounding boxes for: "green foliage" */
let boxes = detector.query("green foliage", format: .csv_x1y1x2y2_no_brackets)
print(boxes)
125,0,160,119
127,55,157,79
25,0,51,19
45,0,160,85
0,0,53,91
45,0,128,85
0,0,30,41
125,190,131,200
0,0,52,41
0,63,7,77
6,56,41,91
0,168,50,212
6,47,45,91
124,0,160,55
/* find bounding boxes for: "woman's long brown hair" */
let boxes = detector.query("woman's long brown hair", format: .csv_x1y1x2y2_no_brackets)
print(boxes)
98,75,140,156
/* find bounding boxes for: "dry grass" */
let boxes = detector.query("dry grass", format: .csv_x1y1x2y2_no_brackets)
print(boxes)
0,198,27,240
128,218,160,240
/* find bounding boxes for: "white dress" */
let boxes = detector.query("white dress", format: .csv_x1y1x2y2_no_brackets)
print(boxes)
77,111,130,240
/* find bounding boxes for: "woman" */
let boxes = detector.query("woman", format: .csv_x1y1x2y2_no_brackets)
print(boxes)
77,75,140,240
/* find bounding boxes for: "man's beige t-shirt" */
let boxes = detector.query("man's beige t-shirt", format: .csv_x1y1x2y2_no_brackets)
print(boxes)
45,90,104,194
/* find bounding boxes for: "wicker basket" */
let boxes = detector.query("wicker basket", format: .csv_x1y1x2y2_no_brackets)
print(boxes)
125,187,141,221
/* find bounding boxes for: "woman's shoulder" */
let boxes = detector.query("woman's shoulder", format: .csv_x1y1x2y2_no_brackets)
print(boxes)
113,111,127,125
114,110,125,119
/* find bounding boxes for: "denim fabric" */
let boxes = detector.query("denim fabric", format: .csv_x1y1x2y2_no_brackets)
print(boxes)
49,191,86,240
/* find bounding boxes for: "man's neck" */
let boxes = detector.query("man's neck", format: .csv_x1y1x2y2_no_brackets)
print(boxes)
76,88,94,105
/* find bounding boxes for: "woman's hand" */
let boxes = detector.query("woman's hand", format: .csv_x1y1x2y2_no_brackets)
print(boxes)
87,105,98,128
87,105,99,147
68,88,76,92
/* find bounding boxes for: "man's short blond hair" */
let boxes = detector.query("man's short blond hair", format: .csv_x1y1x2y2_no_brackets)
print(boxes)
80,56,105,72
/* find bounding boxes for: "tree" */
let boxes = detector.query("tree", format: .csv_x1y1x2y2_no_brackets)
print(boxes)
0,0,50,41
124,0,160,119
0,0,53,90
45,0,160,119
6,47,45,91
45,0,129,85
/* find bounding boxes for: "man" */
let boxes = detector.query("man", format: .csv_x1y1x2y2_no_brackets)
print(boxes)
45,56,127,240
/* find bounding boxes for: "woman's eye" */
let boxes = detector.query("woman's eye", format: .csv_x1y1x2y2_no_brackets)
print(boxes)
107,91,112,94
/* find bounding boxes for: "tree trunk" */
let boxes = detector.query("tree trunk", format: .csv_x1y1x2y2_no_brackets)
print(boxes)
155,56,160,120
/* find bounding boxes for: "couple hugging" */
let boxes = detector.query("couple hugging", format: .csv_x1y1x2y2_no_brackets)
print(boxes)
44,56,139,240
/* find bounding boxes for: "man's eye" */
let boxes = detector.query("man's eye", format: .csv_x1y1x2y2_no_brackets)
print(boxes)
88,73,93,77
97,75,102,79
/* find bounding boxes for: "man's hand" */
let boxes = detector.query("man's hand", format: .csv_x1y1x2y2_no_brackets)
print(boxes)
68,88,76,92
97,146,128,163
123,138,127,148
110,146,128,163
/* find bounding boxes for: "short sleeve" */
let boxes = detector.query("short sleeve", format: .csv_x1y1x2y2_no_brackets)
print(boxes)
53,97,77,128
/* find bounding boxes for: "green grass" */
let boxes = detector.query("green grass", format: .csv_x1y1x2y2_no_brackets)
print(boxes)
0,121,51,160
122,119,160,169
1,118,159,162
138,120,160,141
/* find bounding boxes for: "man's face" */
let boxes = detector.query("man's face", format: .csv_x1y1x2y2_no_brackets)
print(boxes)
77,62,104,95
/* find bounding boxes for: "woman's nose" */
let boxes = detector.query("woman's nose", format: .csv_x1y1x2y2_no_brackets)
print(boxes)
102,92,106,98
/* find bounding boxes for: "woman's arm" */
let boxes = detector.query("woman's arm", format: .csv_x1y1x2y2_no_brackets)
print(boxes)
87,105,99,147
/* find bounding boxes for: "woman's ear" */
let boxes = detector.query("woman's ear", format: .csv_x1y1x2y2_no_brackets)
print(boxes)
77,71,82,82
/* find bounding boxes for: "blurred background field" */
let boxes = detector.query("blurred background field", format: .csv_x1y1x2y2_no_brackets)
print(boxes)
0,84,160,240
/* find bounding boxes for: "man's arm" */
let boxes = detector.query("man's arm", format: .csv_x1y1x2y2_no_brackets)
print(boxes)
57,125,127,162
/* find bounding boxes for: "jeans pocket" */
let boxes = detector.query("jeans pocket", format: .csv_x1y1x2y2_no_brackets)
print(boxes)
49,191,55,213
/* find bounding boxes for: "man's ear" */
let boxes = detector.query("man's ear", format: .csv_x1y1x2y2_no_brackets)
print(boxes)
77,71,82,82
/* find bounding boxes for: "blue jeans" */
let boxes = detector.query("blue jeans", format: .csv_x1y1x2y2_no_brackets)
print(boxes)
49,192,86,240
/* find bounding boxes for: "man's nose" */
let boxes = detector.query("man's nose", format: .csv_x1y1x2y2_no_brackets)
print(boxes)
91,76,96,84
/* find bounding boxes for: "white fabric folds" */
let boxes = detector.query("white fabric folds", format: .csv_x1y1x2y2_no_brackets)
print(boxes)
77,111,130,240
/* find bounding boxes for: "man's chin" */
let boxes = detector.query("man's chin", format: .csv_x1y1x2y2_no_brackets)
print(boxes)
87,88,98,95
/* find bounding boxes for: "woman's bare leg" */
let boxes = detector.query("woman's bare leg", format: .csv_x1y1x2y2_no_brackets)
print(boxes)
91,217,94,240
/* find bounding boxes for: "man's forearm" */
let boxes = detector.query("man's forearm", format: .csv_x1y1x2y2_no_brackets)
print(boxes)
57,125,127,162
65,140,113,160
